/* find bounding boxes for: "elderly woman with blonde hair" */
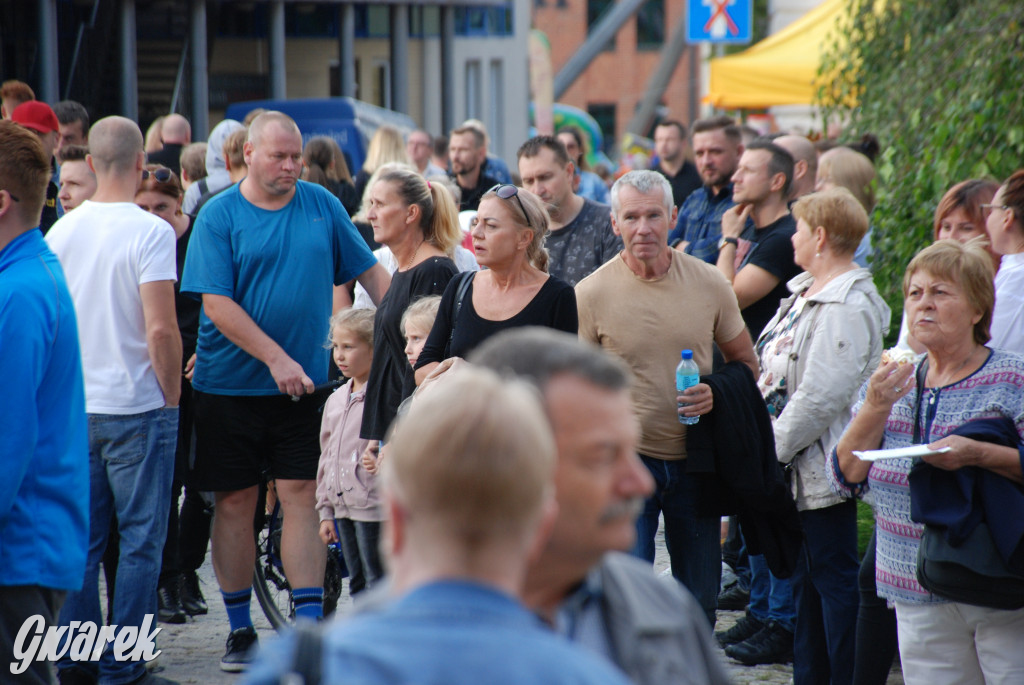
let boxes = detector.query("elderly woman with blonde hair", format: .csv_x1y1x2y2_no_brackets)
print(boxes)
831,239,1024,685
755,187,890,684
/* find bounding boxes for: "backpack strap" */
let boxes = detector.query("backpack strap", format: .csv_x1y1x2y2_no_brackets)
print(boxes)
445,271,474,359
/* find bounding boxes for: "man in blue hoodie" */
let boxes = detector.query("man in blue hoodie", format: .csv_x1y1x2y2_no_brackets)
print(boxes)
0,119,88,685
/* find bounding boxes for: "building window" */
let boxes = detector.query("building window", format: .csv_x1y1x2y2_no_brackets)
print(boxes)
465,60,482,120
454,3,513,37
355,5,390,38
286,5,337,38
410,6,440,37
488,60,504,153
374,59,391,110
587,0,615,51
588,103,616,156
636,0,664,50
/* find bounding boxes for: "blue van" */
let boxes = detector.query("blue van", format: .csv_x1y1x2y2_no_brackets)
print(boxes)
224,97,417,173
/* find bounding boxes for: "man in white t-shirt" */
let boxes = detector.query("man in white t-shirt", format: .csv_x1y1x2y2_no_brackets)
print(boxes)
46,116,182,685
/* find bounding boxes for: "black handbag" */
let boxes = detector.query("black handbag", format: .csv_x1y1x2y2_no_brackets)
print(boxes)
910,361,1024,609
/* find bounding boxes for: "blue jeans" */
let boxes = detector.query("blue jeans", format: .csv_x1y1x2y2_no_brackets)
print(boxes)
336,519,383,595
632,455,720,627
792,500,860,685
748,551,796,633
59,408,178,684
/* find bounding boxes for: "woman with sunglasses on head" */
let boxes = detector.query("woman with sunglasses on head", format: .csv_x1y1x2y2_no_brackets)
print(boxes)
413,185,578,386
135,164,212,623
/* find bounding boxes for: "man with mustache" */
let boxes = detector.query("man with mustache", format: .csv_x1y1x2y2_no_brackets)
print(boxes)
668,116,745,264
573,169,758,629
471,328,731,685
181,111,390,672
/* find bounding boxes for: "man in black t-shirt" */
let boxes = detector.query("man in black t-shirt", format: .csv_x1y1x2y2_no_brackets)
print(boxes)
652,120,702,209
517,136,622,285
715,140,801,339
449,126,498,211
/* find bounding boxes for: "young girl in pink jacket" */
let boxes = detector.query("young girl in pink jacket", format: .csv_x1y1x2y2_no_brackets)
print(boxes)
316,308,383,594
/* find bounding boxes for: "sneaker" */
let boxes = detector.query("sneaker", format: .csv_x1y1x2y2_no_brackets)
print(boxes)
58,668,97,685
724,620,794,666
714,613,764,648
220,626,259,673
180,571,208,616
157,579,187,624
717,583,750,611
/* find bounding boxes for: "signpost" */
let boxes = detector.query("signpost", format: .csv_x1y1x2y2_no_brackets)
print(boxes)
687,0,753,44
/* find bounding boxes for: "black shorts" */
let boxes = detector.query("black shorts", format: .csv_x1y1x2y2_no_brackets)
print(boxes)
192,389,332,491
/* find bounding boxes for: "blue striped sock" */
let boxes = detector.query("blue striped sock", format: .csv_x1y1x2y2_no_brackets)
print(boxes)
221,587,253,632
292,586,324,621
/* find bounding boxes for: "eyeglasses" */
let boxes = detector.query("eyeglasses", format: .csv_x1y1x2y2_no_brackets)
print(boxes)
981,203,1009,213
489,184,532,231
2,189,19,203
142,167,173,183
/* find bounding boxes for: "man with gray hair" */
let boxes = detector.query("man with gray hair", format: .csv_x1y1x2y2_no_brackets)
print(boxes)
575,169,758,627
46,116,182,685
244,367,632,685
182,111,390,671
471,328,732,685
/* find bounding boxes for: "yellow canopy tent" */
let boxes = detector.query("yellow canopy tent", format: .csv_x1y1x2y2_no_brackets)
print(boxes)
705,0,850,109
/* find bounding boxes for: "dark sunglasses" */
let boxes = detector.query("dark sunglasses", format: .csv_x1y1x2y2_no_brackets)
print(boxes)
489,184,532,230
142,167,173,183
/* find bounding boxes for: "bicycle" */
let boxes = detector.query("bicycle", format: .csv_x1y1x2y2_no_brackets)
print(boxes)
252,379,348,629
252,482,347,629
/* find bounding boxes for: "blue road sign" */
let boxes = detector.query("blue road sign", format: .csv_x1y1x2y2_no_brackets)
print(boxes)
687,0,753,44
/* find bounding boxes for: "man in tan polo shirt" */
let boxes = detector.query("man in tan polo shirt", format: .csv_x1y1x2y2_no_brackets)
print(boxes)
575,169,758,627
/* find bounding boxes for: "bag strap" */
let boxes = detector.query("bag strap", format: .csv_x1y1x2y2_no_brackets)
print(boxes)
444,271,474,359
282,621,323,685
912,359,929,445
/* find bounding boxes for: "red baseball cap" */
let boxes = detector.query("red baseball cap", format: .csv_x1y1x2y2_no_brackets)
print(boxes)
11,101,60,135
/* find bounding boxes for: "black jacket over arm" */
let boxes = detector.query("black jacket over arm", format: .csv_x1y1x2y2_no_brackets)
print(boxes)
686,361,803,578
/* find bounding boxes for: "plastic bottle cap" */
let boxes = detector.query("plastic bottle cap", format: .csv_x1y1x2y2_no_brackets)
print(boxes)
681,349,693,360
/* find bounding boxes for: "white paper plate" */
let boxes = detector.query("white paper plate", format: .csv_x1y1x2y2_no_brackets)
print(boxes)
853,445,952,461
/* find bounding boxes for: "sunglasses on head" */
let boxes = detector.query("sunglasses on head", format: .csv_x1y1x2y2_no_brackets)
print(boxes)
142,167,173,183
489,184,532,231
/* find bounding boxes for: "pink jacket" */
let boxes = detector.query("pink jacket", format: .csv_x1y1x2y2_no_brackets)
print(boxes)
315,382,382,522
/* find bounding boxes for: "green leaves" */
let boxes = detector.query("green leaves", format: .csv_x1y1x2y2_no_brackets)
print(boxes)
816,0,1024,345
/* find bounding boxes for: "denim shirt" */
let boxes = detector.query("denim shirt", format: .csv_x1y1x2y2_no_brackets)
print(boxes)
669,184,743,264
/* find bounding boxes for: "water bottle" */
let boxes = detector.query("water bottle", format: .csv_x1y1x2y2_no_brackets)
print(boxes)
676,349,700,425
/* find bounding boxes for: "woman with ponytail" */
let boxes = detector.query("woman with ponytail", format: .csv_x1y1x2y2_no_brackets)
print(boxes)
360,166,461,450
413,184,578,385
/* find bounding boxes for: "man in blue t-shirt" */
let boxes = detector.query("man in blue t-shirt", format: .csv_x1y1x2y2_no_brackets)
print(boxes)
181,111,390,672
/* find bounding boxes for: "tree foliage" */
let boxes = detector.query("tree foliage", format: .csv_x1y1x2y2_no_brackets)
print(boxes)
817,0,1024,342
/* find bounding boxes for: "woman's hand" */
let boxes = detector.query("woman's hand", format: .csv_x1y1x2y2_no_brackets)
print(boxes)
863,359,916,409
184,353,196,381
924,435,1024,483
677,382,714,418
418,357,467,398
319,520,338,546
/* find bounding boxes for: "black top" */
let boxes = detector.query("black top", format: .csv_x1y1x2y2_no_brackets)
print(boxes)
175,216,201,360
361,257,458,440
655,160,702,209
415,273,578,368
148,143,185,177
452,172,499,212
737,213,800,338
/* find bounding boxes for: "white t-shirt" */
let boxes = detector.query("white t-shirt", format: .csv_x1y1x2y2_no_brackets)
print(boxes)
46,200,177,414
990,253,1024,353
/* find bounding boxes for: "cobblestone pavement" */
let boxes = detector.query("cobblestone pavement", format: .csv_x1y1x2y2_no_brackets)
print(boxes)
151,521,902,684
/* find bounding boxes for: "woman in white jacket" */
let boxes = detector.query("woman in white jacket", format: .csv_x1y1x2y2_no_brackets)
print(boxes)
756,187,891,685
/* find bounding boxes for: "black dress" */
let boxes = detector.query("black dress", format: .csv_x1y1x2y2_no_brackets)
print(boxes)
415,273,578,369
361,257,458,440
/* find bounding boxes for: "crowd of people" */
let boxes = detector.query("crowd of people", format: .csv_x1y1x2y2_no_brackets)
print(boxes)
3,75,1024,685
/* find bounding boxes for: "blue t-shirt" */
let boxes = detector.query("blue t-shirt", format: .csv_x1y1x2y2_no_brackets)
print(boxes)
181,181,377,395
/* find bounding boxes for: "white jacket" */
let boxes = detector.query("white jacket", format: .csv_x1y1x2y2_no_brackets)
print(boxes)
758,268,891,511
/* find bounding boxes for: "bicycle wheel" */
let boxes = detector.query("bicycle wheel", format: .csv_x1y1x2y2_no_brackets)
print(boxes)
253,491,347,630
253,501,294,629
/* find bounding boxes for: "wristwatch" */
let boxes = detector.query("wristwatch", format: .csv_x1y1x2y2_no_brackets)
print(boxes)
718,236,739,250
